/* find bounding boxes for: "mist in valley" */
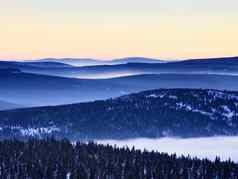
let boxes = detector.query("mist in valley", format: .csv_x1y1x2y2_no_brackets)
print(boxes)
97,136,238,162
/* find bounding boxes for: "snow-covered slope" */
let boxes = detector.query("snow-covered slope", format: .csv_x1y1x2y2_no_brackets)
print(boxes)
0,89,238,139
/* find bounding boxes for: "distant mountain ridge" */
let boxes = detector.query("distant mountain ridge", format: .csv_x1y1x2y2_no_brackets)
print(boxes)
1,68,238,107
0,89,238,139
23,56,238,66
0,60,72,67
35,57,165,66
1,56,237,79
0,100,23,111
35,58,103,66
108,57,165,64
177,56,238,65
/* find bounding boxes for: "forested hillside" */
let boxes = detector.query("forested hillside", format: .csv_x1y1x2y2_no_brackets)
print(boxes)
0,138,237,179
0,89,238,139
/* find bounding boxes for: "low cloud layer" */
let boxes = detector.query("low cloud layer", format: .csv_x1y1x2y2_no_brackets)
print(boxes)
97,136,238,162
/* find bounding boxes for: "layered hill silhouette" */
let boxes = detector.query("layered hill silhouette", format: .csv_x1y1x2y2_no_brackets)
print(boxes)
1,57,238,79
35,57,165,66
0,100,22,111
1,68,238,107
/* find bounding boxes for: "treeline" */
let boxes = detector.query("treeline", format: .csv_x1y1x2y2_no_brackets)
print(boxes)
0,138,237,179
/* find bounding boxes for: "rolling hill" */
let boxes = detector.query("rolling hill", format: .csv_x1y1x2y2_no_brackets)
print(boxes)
1,68,238,107
36,57,165,66
0,89,238,139
0,61,71,69
0,100,22,111
1,57,237,79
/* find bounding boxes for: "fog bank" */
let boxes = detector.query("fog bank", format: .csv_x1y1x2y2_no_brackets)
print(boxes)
97,136,238,162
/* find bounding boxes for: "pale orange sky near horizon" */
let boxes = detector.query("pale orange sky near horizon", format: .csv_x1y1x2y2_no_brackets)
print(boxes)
0,0,238,60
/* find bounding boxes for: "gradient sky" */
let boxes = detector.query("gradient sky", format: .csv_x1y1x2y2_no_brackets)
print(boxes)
0,0,238,60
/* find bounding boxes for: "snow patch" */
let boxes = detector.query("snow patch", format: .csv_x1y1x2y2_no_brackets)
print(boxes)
146,94,165,98
20,126,60,136
221,105,235,119
192,109,213,116
169,95,178,100
175,103,212,116
176,102,192,111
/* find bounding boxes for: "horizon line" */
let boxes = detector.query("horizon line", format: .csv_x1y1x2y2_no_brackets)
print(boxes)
0,55,238,62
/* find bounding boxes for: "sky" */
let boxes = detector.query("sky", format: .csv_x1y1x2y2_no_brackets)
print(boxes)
0,0,238,60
